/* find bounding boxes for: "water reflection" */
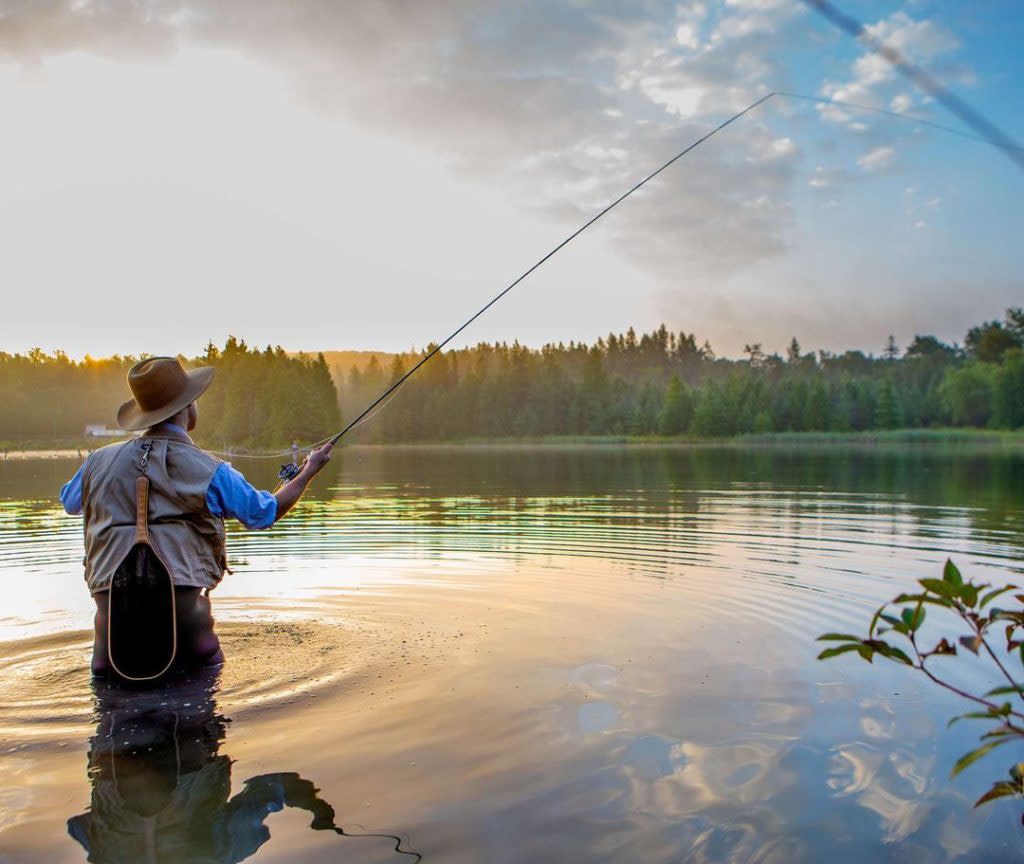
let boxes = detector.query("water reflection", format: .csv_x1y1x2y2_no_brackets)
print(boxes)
67,670,421,862
1,446,1022,860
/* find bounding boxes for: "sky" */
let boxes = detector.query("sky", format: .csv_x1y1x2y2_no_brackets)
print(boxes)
0,0,1021,360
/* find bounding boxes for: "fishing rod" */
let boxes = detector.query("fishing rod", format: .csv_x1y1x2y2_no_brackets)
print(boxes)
267,85,1016,482
800,0,1024,172
272,90,774,483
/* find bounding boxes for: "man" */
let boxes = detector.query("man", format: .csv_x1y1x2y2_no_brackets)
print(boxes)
60,356,334,676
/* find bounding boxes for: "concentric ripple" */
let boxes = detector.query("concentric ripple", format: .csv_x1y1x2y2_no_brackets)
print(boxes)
0,618,355,747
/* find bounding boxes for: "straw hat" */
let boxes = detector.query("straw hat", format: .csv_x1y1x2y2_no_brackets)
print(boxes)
116,357,216,432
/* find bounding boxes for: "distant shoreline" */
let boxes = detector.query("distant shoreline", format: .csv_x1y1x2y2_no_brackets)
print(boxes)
3,428,1024,461
338,428,1024,450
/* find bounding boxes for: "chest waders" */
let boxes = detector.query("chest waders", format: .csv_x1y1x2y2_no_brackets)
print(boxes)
107,440,178,681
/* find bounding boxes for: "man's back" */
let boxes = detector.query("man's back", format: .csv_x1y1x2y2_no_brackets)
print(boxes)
80,431,226,594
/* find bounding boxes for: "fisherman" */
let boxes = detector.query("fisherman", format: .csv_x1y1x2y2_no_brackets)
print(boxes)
59,356,334,677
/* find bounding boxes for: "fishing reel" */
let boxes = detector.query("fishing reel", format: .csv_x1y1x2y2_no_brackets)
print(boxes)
278,462,303,483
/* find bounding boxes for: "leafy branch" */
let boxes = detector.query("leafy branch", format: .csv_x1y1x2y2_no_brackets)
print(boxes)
818,559,1024,807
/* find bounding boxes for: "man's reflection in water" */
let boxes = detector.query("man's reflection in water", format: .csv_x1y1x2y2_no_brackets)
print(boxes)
67,669,420,862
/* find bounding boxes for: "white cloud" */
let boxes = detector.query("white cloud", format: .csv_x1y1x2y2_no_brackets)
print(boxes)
817,10,967,136
747,135,798,163
858,145,896,172
808,165,848,190
675,23,700,50
864,11,959,65
0,0,816,356
725,0,793,10
890,92,912,113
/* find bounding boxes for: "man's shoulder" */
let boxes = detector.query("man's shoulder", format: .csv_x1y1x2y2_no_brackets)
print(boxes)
165,440,225,474
82,439,131,468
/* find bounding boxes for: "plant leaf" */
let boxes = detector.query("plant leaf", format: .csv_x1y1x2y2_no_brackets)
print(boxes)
959,635,982,655
984,683,1024,697
817,644,862,661
975,782,1018,807
892,593,953,608
961,584,979,608
874,644,913,665
868,604,887,639
952,737,1015,778
980,585,1017,609
948,711,1000,727
920,577,957,598
944,559,963,588
817,633,862,642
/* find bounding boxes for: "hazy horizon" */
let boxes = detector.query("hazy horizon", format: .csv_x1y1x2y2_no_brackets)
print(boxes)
0,315,983,366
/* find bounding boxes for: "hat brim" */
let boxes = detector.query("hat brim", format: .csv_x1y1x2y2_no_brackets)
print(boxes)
116,366,216,432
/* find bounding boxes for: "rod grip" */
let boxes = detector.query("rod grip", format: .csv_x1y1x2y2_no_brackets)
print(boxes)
134,476,151,544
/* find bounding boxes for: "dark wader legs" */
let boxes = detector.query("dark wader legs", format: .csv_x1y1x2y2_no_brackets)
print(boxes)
91,587,224,677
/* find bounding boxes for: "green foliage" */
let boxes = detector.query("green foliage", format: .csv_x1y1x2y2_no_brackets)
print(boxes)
966,317,1022,363
818,559,1024,809
941,363,997,427
874,378,901,429
6,306,1024,447
657,376,692,435
0,339,340,449
994,350,1024,429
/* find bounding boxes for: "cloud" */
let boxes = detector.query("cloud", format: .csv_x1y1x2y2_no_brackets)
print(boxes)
889,92,912,113
675,22,700,51
807,165,849,190
817,9,968,132
858,145,896,172
0,0,811,287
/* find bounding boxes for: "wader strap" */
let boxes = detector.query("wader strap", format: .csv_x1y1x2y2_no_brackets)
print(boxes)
134,476,151,545
134,440,153,544
107,437,178,682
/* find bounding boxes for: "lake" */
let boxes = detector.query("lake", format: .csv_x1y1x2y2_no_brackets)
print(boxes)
1,444,1022,862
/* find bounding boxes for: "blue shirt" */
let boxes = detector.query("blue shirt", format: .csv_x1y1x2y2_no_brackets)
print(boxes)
59,424,278,530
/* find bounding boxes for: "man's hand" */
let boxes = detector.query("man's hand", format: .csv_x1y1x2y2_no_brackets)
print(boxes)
274,441,334,523
303,441,334,476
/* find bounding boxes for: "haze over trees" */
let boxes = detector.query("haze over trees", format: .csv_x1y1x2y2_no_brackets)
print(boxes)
0,338,340,450
341,307,1024,442
0,309,1022,448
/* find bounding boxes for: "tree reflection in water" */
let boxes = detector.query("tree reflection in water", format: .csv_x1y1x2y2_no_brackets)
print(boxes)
67,669,421,863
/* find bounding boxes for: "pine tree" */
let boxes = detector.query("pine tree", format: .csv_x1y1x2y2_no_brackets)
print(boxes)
874,378,900,429
658,376,693,435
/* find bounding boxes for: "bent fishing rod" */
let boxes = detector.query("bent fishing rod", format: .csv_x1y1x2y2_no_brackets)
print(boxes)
266,87,1018,482
269,91,772,483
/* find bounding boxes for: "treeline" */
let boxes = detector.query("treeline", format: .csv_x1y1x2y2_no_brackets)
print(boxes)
3,311,1022,448
340,307,1024,441
0,338,340,449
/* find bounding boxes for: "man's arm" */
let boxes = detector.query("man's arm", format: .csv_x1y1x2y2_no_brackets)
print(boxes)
273,442,333,521
206,442,333,529
60,466,84,515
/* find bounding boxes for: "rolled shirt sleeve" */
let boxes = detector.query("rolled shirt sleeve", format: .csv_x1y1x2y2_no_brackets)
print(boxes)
206,462,278,530
60,466,84,515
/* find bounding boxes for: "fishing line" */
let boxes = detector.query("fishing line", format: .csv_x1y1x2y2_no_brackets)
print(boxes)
206,84,1013,467
211,91,775,466
800,0,1024,172
776,91,1004,147
334,824,423,861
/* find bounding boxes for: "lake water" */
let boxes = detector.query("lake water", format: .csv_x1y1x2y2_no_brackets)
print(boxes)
1,445,1022,862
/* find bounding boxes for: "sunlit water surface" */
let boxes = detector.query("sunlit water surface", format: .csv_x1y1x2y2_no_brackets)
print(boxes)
1,445,1023,862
